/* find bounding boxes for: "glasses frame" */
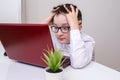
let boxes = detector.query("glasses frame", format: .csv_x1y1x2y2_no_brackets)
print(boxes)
51,26,70,33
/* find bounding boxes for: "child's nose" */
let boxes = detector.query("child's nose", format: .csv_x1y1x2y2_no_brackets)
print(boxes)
57,29,64,35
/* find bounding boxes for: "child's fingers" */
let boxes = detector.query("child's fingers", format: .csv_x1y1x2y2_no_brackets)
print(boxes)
52,6,60,12
70,5,75,12
76,8,79,16
64,5,70,13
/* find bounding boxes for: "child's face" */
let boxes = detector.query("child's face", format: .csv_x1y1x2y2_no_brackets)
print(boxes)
53,14,70,44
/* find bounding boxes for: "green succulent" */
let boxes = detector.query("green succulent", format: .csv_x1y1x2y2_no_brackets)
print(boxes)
42,49,65,73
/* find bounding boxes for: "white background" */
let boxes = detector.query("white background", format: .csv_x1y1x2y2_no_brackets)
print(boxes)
0,0,21,23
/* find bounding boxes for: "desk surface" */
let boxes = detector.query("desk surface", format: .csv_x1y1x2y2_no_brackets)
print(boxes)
0,42,120,80
0,55,120,80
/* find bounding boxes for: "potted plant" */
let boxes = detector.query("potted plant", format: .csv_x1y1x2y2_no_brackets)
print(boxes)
42,49,65,80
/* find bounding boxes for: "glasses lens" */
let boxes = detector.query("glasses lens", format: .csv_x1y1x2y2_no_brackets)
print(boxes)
61,26,70,32
51,26,59,33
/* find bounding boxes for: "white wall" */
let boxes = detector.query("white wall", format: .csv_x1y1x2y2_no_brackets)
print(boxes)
22,0,120,71
0,0,21,23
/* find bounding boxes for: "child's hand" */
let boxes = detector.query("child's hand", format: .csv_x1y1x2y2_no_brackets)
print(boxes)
64,5,82,30
41,7,59,24
41,13,55,24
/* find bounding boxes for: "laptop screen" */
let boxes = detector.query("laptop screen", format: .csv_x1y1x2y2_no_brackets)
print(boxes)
0,23,54,67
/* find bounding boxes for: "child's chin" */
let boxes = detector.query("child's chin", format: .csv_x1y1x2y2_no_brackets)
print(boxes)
59,40,68,44
59,41,66,44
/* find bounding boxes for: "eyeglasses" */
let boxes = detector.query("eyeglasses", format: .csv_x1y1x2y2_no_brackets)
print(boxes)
51,26,70,33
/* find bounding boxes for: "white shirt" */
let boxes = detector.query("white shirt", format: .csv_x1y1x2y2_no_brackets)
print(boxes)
50,29,95,68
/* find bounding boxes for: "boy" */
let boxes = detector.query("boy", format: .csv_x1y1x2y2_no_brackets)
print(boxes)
42,3,95,68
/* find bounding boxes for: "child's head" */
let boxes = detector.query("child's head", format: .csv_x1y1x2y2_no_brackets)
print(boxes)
52,3,82,21
50,3,82,44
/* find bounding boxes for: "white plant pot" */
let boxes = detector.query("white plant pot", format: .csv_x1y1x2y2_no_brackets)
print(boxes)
44,67,63,80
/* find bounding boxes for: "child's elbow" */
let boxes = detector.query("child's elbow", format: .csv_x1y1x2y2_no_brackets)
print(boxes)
71,59,91,69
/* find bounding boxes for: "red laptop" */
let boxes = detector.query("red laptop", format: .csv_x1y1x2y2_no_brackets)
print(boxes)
0,23,54,67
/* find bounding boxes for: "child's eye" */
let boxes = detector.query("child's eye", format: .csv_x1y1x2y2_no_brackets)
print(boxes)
62,26,70,30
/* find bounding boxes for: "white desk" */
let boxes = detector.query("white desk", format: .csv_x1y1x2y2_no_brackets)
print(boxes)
0,42,120,80
0,55,120,80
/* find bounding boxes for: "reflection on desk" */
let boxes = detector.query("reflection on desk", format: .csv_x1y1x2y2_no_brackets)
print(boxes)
0,57,45,80
0,56,120,80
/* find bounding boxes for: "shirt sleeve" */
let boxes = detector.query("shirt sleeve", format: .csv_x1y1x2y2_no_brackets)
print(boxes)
70,29,95,68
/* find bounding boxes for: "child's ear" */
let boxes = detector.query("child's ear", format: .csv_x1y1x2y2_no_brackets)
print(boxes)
78,20,82,25
78,20,82,30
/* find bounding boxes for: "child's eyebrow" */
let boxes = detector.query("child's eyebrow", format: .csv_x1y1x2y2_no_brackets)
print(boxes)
51,23,57,25
52,23,69,26
62,23,69,25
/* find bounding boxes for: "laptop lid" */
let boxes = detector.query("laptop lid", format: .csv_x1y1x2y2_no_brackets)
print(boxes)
0,23,54,67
